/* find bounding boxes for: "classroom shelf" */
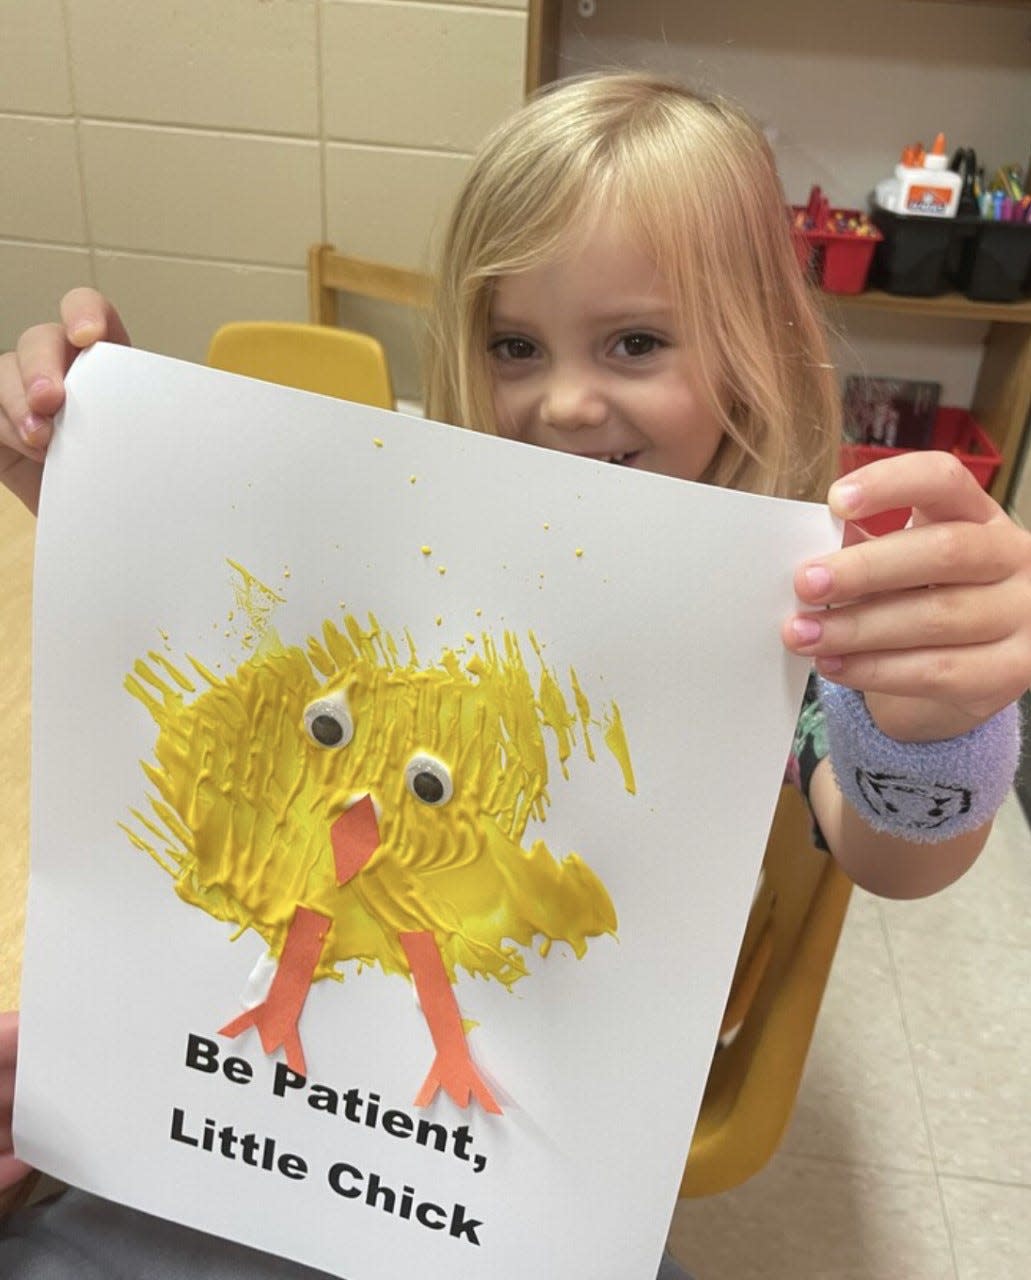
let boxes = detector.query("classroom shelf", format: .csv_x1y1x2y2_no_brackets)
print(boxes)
835,289,1031,326
824,290,1031,504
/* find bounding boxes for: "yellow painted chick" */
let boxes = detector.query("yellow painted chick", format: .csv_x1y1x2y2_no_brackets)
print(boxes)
124,585,633,1114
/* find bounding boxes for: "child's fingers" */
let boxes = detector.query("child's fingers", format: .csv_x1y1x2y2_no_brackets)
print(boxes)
10,291,130,424
0,1010,19,1071
786,578,1019,659
795,518,1025,605
14,322,80,423
810,635,1030,719
59,287,131,352
0,1011,17,1161
0,350,52,455
829,451,998,526
0,354,48,513
0,291,130,515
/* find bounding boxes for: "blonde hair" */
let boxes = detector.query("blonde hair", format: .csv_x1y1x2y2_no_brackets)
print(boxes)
425,73,839,501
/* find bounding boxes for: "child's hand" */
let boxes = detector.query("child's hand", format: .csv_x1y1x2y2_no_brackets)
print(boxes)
0,289,131,514
0,1011,33,1193
784,451,1031,743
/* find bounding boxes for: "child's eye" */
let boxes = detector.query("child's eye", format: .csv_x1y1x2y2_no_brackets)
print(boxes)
490,336,538,362
404,755,453,806
613,333,663,357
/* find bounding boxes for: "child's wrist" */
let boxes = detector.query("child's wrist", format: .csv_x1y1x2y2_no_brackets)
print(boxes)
817,677,1021,842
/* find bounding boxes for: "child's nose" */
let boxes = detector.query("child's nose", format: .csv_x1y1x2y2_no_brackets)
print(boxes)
540,370,608,432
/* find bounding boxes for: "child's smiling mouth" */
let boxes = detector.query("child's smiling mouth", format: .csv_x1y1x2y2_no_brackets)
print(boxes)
572,451,641,467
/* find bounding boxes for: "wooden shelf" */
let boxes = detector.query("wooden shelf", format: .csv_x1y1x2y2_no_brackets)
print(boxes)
824,288,1031,504
828,290,1031,326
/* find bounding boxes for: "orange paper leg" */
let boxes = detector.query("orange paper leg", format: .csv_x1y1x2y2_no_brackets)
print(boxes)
220,905,331,1077
399,930,502,1116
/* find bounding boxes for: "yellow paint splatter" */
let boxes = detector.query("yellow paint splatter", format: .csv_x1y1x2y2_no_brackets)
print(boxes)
421,546,432,556
570,669,596,763
373,438,384,448
575,548,584,558
604,704,636,795
437,566,446,576
227,559,286,645
124,576,634,998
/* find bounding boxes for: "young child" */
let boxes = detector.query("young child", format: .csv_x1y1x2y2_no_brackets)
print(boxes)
1,72,1028,1280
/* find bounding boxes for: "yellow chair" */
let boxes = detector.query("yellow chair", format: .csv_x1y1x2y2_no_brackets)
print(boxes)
206,322,395,410
680,786,852,1196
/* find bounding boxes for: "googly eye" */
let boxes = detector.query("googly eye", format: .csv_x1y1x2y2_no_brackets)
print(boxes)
303,694,354,750
404,755,453,807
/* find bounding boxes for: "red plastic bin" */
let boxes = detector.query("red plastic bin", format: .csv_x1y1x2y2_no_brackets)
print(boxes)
792,206,883,295
839,408,1002,535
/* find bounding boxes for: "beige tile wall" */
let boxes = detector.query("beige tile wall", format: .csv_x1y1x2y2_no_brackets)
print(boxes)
0,0,529,399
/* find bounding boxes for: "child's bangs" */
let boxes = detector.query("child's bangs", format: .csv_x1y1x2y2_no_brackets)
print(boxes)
615,158,725,380
475,160,616,284
610,126,716,317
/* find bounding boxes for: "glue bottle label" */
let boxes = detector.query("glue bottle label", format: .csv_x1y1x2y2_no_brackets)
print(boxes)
905,185,954,215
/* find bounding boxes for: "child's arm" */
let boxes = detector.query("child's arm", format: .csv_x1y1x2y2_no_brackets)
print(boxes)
805,756,988,897
0,1011,33,1194
784,451,1031,898
0,289,131,515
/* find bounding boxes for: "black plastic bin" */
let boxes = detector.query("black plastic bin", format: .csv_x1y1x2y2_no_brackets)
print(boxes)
869,208,954,296
953,220,1031,302
870,206,1031,302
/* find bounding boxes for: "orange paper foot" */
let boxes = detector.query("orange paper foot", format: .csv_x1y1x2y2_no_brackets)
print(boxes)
220,1002,308,1075
220,905,331,1077
399,929,502,1116
413,1051,502,1115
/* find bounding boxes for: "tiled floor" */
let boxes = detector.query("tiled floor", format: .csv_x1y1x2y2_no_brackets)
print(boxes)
668,790,1031,1280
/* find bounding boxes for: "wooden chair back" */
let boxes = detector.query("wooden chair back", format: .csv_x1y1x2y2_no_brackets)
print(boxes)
308,244,434,327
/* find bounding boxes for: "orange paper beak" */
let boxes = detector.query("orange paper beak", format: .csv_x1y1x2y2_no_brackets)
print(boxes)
330,794,381,886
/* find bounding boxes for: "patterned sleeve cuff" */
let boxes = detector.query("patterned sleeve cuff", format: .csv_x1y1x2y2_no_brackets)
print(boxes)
786,672,831,852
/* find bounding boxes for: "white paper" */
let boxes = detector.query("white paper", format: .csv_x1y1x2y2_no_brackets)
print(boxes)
16,344,840,1280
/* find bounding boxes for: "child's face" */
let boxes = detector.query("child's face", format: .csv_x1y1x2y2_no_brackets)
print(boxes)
487,212,725,482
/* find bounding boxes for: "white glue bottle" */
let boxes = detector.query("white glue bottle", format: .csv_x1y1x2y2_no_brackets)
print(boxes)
874,134,962,218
